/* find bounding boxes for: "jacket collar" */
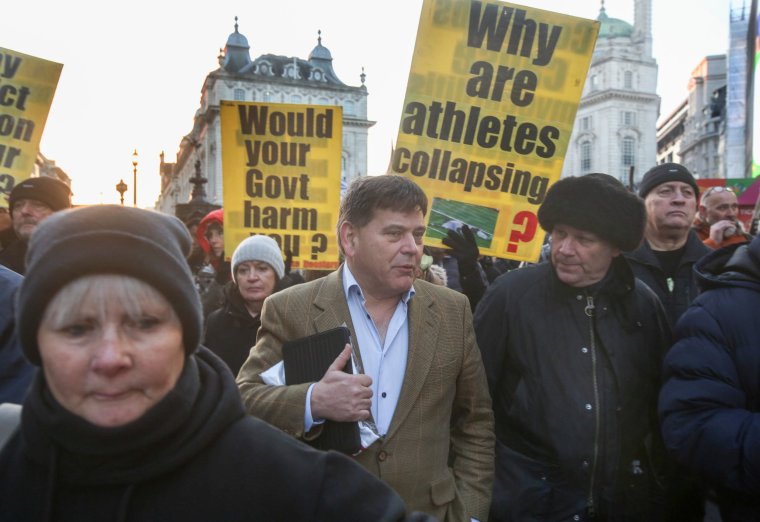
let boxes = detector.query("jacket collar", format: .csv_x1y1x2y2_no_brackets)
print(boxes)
626,229,710,269
548,256,635,300
695,235,760,291
310,266,441,441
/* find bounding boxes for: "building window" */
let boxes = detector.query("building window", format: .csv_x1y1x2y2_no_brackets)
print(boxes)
291,94,302,103
285,64,300,80
622,137,636,168
590,75,598,91
624,71,633,89
344,100,355,116
621,111,636,126
581,141,592,172
234,88,245,101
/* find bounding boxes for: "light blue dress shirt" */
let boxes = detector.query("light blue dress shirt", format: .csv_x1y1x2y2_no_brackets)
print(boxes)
304,265,412,435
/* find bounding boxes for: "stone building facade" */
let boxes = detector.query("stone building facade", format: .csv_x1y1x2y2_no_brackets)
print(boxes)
156,19,373,215
561,0,659,188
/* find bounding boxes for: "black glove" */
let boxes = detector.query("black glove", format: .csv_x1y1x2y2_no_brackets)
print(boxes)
442,224,480,275
279,249,305,289
283,249,293,275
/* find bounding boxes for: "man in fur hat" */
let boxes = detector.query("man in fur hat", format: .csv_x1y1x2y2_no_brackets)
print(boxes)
474,173,671,521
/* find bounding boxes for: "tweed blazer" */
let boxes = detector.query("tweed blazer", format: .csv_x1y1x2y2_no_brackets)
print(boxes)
237,267,494,522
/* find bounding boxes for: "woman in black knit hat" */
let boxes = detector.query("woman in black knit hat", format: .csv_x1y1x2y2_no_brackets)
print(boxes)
0,205,431,522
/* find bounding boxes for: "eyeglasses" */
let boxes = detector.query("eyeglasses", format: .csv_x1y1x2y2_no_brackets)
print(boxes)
701,186,734,200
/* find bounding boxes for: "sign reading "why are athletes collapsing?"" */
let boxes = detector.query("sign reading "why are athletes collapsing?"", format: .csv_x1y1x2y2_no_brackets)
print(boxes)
394,0,599,262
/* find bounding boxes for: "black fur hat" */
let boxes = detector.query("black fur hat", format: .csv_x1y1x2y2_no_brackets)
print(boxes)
538,173,645,251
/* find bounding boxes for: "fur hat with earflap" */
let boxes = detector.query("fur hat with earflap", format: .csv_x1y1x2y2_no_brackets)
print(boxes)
538,173,646,252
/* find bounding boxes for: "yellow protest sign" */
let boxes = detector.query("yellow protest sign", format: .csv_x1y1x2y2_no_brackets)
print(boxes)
0,48,62,206
220,100,342,270
393,0,598,262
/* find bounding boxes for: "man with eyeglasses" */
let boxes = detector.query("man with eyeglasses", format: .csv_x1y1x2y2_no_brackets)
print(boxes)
693,185,752,249
0,177,72,275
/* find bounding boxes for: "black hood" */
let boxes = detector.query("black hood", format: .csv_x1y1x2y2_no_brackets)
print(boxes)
694,234,760,292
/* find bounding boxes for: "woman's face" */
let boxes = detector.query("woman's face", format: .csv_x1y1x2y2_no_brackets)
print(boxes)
236,260,277,307
38,276,185,428
206,228,224,258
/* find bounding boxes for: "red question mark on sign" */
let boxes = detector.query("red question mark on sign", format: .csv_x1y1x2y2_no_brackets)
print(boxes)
506,211,538,253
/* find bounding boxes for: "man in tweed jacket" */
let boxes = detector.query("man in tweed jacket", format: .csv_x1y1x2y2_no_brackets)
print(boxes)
237,175,494,522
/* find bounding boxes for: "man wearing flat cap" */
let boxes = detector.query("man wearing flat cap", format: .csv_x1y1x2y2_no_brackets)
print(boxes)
474,173,671,521
624,163,710,328
0,176,72,275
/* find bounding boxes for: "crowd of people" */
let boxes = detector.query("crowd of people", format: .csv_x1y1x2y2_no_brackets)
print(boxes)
0,164,758,521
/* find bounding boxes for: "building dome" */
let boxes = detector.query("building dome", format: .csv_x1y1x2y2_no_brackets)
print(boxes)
223,17,252,73
226,17,249,48
308,30,333,61
597,6,633,38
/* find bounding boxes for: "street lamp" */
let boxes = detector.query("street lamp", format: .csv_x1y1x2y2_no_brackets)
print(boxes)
115,179,128,206
132,149,139,207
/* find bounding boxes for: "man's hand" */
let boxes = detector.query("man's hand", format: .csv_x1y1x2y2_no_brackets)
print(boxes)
442,224,480,275
708,220,737,243
311,345,373,422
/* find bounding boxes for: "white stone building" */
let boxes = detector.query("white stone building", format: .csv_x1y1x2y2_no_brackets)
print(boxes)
561,0,659,188
156,19,374,215
674,55,727,178
656,99,687,166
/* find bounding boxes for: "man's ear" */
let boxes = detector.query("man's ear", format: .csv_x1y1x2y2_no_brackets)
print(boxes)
339,222,356,256
698,205,707,220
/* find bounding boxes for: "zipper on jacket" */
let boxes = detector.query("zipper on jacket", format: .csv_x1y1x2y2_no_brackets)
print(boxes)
585,294,600,518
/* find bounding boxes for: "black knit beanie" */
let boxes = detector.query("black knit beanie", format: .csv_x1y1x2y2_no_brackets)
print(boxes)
538,173,645,252
638,162,699,199
17,205,202,365
9,177,72,212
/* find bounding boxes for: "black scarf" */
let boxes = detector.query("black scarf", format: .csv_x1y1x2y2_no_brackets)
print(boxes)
21,347,243,518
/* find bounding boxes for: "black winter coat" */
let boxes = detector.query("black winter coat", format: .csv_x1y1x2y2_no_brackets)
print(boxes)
0,265,33,404
474,257,671,521
0,347,429,522
0,239,26,275
624,230,710,328
204,283,261,375
659,235,760,521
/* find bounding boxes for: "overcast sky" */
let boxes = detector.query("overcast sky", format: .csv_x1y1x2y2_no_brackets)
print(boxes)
2,0,732,206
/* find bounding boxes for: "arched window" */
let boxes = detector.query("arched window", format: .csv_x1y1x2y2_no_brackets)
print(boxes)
624,71,633,89
234,88,245,101
622,137,636,170
291,94,302,104
344,100,355,116
581,141,592,172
